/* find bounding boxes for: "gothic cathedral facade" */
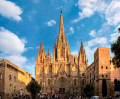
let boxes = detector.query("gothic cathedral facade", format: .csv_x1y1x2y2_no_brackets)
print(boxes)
35,10,88,94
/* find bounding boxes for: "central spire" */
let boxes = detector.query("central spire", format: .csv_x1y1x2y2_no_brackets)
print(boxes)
80,39,84,54
57,10,66,44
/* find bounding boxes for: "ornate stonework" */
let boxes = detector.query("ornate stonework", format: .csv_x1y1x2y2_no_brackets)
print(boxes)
35,10,88,94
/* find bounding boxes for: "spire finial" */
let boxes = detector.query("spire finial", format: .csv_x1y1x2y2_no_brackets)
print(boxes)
48,48,50,55
55,36,57,45
80,39,84,54
39,38,44,53
61,10,62,14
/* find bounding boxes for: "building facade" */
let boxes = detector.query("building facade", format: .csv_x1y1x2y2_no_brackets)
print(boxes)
86,47,117,96
0,59,32,99
35,10,88,94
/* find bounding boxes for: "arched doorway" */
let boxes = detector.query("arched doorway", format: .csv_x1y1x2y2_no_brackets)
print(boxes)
54,77,70,94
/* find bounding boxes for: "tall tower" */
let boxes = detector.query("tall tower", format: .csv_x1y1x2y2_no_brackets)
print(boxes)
78,39,88,71
53,10,71,62
37,39,45,64
35,39,45,80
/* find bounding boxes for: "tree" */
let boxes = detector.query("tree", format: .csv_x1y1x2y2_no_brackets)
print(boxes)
114,79,118,91
102,79,107,97
83,83,94,98
26,80,41,99
111,36,120,68
114,79,120,91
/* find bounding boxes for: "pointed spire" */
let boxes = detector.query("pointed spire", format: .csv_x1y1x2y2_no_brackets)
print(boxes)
57,10,66,44
80,39,84,54
61,10,62,14
48,48,50,55
39,39,45,53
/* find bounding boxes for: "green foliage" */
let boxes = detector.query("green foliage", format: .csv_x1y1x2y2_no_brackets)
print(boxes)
83,83,94,98
102,79,107,97
26,80,41,98
111,36,120,68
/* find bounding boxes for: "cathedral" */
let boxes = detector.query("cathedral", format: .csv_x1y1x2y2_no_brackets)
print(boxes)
35,10,88,94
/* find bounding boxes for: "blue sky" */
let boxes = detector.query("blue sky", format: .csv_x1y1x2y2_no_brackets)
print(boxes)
0,0,120,77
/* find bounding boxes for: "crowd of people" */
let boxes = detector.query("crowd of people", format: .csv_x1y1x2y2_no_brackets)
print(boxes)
40,93,82,99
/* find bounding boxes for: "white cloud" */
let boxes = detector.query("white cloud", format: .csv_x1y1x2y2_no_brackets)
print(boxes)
4,55,27,66
67,27,74,35
109,33,120,43
81,24,84,27
89,30,96,37
0,27,26,55
84,46,97,65
0,27,35,77
0,27,28,67
28,47,34,49
71,0,98,23
85,37,108,47
70,27,74,33
31,0,40,3
45,20,56,26
72,0,120,26
0,0,23,21
35,46,40,49
105,1,120,25
71,51,78,55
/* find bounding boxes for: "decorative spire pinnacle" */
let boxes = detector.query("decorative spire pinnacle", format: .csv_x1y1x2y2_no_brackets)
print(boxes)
55,36,57,45
80,39,84,54
48,48,50,55
39,39,44,53
61,10,62,14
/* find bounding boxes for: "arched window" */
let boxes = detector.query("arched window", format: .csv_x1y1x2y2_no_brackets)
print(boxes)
48,79,50,85
82,73,85,76
9,75,11,80
14,76,16,82
106,66,108,69
74,57,75,63
74,79,77,85
101,66,103,69
55,49,57,60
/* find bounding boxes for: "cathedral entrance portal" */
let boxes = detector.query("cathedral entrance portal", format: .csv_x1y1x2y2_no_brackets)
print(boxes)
59,88,65,93
54,77,70,94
